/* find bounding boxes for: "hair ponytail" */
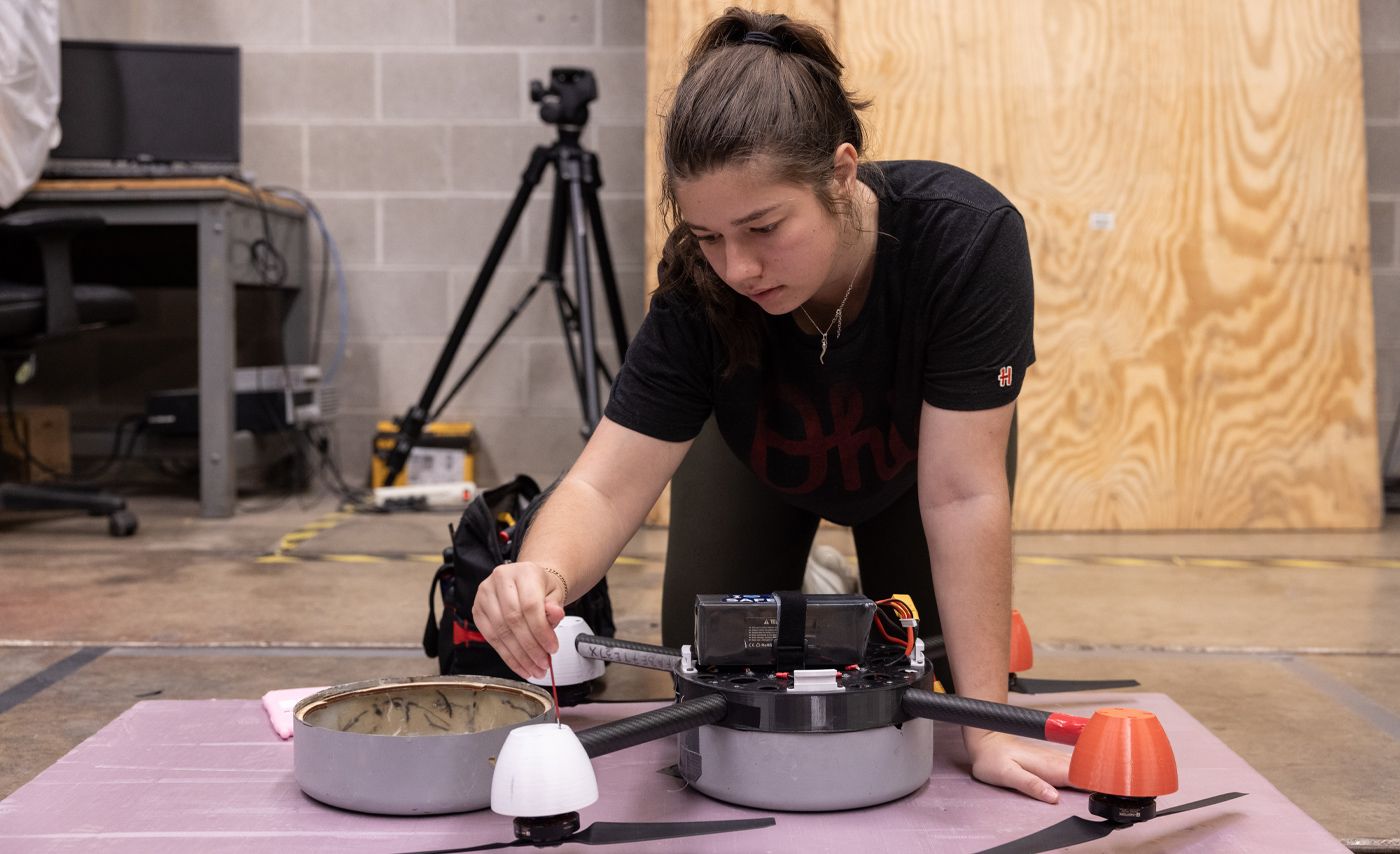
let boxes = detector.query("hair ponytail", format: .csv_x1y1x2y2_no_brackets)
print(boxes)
657,7,873,377
682,8,848,85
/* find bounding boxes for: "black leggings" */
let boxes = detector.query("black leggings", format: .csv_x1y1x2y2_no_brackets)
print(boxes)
662,417,1017,691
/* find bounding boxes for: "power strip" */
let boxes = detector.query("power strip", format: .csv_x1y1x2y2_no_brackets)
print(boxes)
371,480,478,510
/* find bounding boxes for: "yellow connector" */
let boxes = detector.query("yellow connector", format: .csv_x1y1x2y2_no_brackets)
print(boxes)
891,594,919,619
890,593,920,627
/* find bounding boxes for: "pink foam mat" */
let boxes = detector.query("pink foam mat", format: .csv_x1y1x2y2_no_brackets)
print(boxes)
0,692,1345,853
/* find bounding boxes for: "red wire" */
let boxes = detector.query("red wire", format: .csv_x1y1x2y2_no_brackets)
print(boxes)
875,620,906,644
877,597,913,620
874,600,915,655
549,659,560,726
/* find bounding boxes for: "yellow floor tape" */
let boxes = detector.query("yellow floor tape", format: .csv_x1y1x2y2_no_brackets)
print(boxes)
260,513,1400,571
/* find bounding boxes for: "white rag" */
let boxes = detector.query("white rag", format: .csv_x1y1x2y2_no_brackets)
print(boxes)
803,545,859,594
0,0,60,208
260,686,330,740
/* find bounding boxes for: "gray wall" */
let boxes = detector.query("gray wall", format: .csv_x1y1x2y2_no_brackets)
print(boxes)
35,0,1400,494
56,0,647,488
1365,0,1400,479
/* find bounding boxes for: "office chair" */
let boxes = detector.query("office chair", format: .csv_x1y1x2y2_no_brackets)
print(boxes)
0,208,139,536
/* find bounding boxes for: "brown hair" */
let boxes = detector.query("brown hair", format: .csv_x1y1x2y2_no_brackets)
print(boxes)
656,7,874,376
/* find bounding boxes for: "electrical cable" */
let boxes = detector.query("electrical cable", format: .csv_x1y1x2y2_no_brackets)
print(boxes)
2,180,354,506
296,421,375,511
238,180,325,513
222,179,373,512
872,600,913,655
261,184,350,385
3,368,146,485
235,180,289,289
862,635,910,670
873,616,905,646
863,605,914,669
233,392,313,515
244,363,372,513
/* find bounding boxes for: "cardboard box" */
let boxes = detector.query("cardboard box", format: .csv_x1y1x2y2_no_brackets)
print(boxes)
0,406,71,483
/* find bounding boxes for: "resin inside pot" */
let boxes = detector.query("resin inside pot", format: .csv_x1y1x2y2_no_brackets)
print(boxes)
297,677,549,737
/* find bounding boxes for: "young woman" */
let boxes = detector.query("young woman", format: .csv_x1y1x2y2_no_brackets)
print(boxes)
472,7,1069,803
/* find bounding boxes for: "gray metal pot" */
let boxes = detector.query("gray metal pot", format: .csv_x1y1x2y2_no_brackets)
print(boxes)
679,719,934,810
293,675,554,815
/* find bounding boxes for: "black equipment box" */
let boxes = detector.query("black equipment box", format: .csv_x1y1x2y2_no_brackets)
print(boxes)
145,389,307,436
693,593,875,668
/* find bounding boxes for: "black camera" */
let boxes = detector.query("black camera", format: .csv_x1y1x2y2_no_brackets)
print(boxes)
530,67,597,128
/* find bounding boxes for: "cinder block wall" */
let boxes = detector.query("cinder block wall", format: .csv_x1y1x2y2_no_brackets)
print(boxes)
1364,0,1400,481
57,0,647,488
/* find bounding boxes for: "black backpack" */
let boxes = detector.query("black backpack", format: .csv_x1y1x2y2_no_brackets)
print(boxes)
422,475,616,694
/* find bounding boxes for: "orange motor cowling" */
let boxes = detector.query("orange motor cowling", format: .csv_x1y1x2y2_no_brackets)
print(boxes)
1068,707,1179,800
1009,608,1033,673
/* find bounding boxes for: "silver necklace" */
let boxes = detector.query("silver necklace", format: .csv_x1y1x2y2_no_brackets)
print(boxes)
799,265,860,365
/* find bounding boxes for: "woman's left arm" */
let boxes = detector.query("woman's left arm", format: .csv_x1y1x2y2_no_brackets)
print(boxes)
918,399,1071,803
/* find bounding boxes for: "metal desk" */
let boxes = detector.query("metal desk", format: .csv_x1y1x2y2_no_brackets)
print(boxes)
17,178,310,517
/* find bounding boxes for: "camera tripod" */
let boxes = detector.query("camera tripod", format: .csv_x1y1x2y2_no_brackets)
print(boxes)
376,68,629,487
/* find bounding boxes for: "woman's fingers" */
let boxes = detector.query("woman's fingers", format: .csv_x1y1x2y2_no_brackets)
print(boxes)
494,578,550,676
473,563,573,679
987,762,1060,804
967,732,1068,804
472,586,537,678
1016,744,1072,789
519,573,560,657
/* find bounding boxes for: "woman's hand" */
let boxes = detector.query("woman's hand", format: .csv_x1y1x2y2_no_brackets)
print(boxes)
965,729,1071,804
471,561,568,679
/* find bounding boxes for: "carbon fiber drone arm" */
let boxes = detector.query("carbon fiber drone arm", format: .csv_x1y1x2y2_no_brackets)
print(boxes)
573,693,728,758
902,687,1086,745
575,634,682,671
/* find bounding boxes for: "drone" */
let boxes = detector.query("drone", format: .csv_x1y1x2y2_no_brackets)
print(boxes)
389,593,1243,854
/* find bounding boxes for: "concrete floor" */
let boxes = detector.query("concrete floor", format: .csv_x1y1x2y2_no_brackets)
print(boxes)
1,496,1398,851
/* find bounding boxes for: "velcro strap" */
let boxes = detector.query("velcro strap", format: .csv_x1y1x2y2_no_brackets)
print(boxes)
774,590,807,670
453,621,488,646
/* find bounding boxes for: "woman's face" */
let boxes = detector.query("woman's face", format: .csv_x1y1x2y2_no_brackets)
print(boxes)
674,159,851,315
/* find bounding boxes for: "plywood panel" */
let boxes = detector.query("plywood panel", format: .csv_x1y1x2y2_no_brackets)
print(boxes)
645,0,1378,530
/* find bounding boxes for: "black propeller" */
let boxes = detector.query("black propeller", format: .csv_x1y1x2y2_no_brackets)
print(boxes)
974,791,1247,854
1009,674,1141,694
399,817,776,853
1003,610,1142,694
928,628,1142,695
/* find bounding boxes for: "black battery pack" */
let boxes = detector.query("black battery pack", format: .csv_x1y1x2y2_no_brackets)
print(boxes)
693,593,875,668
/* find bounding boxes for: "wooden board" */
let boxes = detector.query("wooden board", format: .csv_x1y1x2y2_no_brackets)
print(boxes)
645,0,1378,530
30,177,305,213
0,407,70,483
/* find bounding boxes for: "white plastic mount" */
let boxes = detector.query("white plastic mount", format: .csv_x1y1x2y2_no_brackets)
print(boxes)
789,668,843,693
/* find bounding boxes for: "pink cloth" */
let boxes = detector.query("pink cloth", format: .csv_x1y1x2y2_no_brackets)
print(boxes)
259,686,329,739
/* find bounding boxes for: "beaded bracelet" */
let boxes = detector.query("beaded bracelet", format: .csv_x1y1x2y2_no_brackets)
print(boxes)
540,566,570,602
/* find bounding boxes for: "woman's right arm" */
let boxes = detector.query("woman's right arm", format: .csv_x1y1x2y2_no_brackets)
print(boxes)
471,415,694,678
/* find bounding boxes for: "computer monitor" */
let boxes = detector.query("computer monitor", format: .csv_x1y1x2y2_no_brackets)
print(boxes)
46,40,240,178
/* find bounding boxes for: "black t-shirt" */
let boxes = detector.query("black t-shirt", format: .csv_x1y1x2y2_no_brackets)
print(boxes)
605,160,1035,525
